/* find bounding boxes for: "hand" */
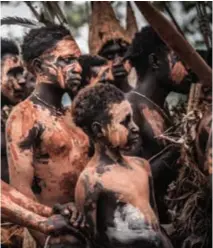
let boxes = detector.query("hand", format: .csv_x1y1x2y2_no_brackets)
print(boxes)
52,202,88,230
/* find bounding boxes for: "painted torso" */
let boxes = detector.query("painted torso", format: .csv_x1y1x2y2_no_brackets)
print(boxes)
7,99,89,206
75,154,159,247
1,104,13,183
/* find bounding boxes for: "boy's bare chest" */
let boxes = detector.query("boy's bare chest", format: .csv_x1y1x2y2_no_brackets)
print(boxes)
84,162,149,206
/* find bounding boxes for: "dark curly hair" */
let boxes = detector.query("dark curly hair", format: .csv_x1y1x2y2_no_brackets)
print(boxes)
1,38,19,58
78,54,107,87
21,24,70,64
72,83,124,136
125,26,168,76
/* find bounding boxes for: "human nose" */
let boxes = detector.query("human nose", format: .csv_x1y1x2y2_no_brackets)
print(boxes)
73,62,82,74
18,76,26,85
112,55,122,66
13,80,22,90
131,121,139,133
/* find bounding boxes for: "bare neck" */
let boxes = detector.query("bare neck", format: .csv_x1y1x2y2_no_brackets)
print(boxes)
34,82,64,109
114,77,132,93
135,70,170,109
94,142,123,164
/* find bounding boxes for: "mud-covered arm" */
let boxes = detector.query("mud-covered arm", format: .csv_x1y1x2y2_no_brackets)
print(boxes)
75,171,98,237
6,106,39,201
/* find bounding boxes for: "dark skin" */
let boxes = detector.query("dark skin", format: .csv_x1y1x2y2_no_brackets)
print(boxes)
1,54,29,104
73,99,173,248
99,40,133,93
126,48,188,223
7,37,111,247
126,46,212,223
127,48,193,157
1,53,35,183
2,180,92,248
6,37,90,247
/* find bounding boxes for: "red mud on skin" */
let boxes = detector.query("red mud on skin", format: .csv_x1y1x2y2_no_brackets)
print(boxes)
1,55,25,103
6,99,90,207
168,53,188,85
140,104,167,145
75,155,158,232
106,101,131,148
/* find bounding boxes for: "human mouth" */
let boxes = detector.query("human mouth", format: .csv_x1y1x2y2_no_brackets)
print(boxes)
14,90,25,98
129,133,140,143
112,65,127,78
67,75,81,89
123,134,140,151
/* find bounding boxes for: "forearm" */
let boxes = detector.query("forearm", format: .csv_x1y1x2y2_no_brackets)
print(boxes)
2,181,52,217
1,193,49,233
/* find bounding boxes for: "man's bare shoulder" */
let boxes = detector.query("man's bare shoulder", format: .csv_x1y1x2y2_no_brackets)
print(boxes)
124,156,151,175
8,98,35,123
6,99,37,139
79,165,96,181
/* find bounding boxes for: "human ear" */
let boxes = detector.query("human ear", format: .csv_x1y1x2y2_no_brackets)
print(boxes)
91,121,103,138
148,53,159,70
32,58,43,74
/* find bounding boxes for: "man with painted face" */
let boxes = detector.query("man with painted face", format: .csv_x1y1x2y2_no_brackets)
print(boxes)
1,38,35,183
124,26,212,224
70,83,173,248
124,26,192,223
6,24,91,247
89,1,133,93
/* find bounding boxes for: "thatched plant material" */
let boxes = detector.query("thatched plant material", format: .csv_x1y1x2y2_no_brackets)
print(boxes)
89,1,131,55
1,223,24,248
166,149,212,248
135,1,212,87
157,79,212,247
187,83,202,113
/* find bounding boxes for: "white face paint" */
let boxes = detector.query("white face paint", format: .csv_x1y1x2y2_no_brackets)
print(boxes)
104,100,139,149
104,101,132,148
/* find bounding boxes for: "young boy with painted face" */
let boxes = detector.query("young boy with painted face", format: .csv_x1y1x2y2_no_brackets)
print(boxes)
71,83,173,248
6,24,91,247
1,38,35,183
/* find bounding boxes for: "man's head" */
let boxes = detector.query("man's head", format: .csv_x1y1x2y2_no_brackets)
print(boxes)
72,83,139,151
78,54,113,87
1,38,30,104
22,24,82,97
89,2,132,89
125,26,190,87
99,39,131,82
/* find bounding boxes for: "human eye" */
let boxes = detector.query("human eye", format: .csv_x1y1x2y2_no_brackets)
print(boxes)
7,67,23,77
106,53,114,60
120,114,131,126
64,57,77,64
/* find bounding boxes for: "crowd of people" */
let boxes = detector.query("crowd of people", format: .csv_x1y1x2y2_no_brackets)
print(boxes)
1,2,212,248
